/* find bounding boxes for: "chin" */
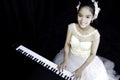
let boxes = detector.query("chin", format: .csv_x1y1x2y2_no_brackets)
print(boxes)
80,25,87,29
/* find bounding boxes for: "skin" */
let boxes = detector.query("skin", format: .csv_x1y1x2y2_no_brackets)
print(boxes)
58,6,100,80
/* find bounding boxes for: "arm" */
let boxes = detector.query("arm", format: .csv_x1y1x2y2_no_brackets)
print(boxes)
63,24,72,63
58,24,72,71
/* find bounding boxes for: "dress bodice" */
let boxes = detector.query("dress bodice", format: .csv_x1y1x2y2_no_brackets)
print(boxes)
69,23,100,56
70,35,92,56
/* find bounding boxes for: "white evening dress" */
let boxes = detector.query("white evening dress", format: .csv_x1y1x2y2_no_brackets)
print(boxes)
53,23,120,80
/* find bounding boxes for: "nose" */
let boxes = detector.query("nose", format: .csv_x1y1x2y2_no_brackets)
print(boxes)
81,17,86,23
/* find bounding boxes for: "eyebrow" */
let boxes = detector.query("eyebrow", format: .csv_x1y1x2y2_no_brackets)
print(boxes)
86,15,92,16
78,13,92,17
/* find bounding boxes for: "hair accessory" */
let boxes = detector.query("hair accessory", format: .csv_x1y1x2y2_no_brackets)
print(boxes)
92,0,101,20
91,0,95,3
76,1,81,11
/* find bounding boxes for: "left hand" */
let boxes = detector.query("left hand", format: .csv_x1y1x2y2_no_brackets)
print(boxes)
71,69,82,80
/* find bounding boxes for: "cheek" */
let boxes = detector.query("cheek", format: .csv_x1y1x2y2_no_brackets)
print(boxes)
77,17,80,20
88,19,92,23
77,17,82,22
87,18,93,23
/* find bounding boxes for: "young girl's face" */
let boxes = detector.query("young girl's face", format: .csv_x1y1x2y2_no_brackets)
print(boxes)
77,6,93,29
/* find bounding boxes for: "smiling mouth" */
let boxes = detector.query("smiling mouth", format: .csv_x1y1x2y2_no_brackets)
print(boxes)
80,23,87,26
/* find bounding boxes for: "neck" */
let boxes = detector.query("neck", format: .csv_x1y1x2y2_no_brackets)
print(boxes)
78,24,91,31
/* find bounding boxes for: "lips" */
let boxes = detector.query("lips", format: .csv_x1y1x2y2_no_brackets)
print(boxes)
80,22,87,26
81,23,86,26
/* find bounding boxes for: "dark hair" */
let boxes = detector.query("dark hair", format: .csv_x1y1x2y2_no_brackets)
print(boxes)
77,2,95,16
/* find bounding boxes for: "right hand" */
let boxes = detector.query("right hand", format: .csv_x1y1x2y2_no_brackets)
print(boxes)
57,61,68,72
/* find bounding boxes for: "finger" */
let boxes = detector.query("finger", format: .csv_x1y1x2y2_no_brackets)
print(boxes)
73,76,79,80
73,76,76,80
63,65,67,71
57,65,62,71
76,76,79,80
57,65,60,70
61,65,65,72
71,74,80,80
60,65,63,72
76,75,81,80
71,73,75,77
58,64,64,72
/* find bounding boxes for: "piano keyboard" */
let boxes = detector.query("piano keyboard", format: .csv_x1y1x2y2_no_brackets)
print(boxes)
15,45,73,80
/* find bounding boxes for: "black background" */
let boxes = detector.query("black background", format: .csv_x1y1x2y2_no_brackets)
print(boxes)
1,0,120,80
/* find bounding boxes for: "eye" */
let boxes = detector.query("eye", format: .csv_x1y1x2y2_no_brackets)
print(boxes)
78,14,82,17
86,16,91,19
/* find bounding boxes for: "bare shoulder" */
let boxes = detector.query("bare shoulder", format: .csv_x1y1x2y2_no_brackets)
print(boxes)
67,23,76,31
68,23,76,27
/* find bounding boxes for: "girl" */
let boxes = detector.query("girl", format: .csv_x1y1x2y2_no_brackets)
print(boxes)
53,1,120,80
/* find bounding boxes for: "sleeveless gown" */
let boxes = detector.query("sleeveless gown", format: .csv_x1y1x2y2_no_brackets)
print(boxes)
53,23,120,80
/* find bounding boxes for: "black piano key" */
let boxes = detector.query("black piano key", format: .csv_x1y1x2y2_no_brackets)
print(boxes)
27,54,34,59
55,70,59,75
66,77,70,80
69,77,72,80
17,48,24,53
23,52,28,56
60,73,63,76
42,62,45,66
54,69,58,73
38,60,42,64
41,62,44,65
47,66,50,69
54,70,58,73
45,64,48,67
40,61,44,65
41,62,45,66
53,69,56,72
52,69,54,72
64,75,67,79
45,65,51,69
51,67,53,70
58,72,62,75
56,71,61,75
38,61,46,67
39,61,43,65
47,65,50,68
51,68,56,72
33,58,39,62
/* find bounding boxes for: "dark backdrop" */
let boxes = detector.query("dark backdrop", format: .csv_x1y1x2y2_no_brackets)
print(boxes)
1,0,120,80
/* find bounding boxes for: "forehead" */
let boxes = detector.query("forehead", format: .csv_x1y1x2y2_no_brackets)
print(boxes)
78,6,93,15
